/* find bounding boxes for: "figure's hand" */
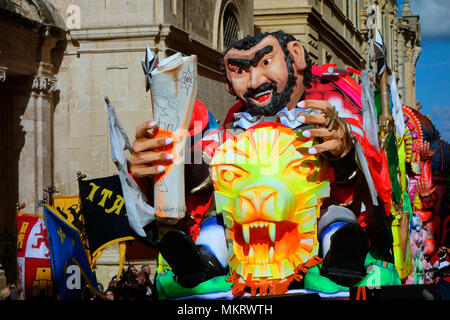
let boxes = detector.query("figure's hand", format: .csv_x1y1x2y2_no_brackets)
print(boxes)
130,121,174,178
417,176,437,209
296,100,351,157
417,177,437,198
418,141,437,160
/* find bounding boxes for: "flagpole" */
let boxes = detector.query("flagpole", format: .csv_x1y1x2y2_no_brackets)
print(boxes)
370,23,411,273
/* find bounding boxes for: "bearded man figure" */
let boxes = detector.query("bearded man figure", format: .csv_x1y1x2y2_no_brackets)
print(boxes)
131,30,394,294
220,30,382,288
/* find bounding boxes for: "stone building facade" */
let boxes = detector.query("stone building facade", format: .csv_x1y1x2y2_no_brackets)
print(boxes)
395,0,421,110
255,0,365,70
0,0,67,283
360,0,421,110
254,0,422,110
0,0,253,286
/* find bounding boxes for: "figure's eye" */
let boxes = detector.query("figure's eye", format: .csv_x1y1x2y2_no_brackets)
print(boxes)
284,159,314,176
263,59,271,66
221,170,240,183
215,165,249,186
229,65,246,75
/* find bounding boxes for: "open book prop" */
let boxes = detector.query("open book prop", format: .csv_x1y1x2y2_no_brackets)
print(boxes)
211,124,330,296
106,49,197,237
151,52,197,224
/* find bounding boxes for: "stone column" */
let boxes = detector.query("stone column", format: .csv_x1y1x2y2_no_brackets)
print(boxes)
412,46,422,110
403,40,414,108
18,35,59,214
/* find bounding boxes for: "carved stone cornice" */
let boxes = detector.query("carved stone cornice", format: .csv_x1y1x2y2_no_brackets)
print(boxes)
0,66,6,82
31,76,57,95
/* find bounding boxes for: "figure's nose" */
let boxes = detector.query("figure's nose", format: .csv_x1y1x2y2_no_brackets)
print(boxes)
248,67,267,90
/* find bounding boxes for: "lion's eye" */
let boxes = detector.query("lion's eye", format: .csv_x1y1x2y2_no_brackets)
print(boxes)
284,159,314,176
222,170,239,182
216,165,249,186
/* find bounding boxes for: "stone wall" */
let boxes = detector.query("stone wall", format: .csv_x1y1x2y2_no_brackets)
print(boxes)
255,0,422,109
254,0,365,69
48,0,252,197
0,0,67,283
45,0,253,285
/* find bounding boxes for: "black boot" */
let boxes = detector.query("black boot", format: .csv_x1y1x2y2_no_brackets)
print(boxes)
320,223,369,287
158,230,228,288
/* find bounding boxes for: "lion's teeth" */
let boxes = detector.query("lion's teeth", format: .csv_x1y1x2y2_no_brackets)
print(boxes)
243,224,250,244
269,223,276,243
269,246,274,260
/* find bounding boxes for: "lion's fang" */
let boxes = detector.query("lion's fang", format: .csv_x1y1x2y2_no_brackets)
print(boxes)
269,223,276,243
243,224,250,244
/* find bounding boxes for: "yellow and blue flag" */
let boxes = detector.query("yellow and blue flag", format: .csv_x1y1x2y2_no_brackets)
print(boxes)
43,205,102,300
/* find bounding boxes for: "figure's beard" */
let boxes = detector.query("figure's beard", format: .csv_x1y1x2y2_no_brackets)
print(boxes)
235,59,298,117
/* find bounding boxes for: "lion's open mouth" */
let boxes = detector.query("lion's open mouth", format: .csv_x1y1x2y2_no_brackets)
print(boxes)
232,220,305,266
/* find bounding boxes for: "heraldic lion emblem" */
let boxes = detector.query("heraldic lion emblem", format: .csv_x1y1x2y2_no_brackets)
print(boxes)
211,124,330,296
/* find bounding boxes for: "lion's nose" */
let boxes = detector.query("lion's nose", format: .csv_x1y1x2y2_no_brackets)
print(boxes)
237,185,287,222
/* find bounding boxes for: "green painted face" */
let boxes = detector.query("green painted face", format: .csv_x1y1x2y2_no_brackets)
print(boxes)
211,125,329,293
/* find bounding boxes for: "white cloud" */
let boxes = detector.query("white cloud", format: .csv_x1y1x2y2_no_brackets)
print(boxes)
409,0,450,39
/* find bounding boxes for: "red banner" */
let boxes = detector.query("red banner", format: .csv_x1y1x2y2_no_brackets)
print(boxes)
16,212,53,299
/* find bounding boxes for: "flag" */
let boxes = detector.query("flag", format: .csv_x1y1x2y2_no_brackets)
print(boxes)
78,175,135,266
16,212,53,299
51,195,89,251
106,98,155,237
52,195,84,235
43,205,101,300
389,72,405,139
361,70,380,152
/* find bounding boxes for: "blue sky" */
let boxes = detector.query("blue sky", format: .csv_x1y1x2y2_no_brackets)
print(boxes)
397,0,450,142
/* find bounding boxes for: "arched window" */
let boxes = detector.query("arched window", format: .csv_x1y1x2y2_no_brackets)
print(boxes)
223,5,240,49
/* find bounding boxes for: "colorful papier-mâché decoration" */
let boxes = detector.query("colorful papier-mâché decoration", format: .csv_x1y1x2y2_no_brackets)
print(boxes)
211,123,329,296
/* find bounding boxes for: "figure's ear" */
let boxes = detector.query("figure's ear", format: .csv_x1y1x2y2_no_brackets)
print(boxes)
287,41,307,72
225,80,232,94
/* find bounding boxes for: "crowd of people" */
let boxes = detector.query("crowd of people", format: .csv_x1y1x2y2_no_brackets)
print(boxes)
0,264,156,301
87,264,156,301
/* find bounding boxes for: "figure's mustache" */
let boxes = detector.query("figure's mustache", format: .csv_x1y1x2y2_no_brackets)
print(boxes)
243,82,277,101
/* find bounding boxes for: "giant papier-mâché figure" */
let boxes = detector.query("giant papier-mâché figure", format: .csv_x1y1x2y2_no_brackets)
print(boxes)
130,30,400,298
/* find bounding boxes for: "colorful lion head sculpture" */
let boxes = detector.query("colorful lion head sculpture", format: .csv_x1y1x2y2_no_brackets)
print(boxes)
211,124,330,296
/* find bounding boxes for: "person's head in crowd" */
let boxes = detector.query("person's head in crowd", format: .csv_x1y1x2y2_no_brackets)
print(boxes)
9,283,19,300
141,264,151,276
0,287,10,300
135,271,146,286
105,288,115,300
127,265,137,274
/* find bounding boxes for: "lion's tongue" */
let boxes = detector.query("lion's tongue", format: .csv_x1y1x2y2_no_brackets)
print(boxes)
257,93,270,103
